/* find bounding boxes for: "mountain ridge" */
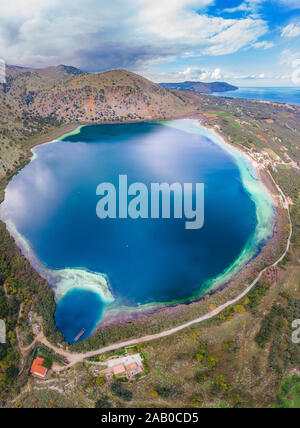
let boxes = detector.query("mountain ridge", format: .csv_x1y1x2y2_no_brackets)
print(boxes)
0,65,199,179
159,81,238,94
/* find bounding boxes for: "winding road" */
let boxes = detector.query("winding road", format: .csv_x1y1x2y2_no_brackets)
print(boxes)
18,171,292,372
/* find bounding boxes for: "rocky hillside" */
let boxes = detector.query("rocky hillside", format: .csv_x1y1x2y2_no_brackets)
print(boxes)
0,94,29,180
0,65,198,179
4,65,193,122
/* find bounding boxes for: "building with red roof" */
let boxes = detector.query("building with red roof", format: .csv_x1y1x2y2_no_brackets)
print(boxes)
30,357,48,378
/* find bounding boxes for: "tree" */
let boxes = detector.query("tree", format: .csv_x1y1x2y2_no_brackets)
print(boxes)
96,377,106,387
95,396,112,408
156,386,172,399
110,381,132,402
42,356,53,370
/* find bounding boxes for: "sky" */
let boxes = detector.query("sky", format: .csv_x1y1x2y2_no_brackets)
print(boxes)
0,0,300,86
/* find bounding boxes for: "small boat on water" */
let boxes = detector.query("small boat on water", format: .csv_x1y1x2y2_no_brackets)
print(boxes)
74,328,86,342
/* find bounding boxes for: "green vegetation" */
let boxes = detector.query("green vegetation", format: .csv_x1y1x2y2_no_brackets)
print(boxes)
1,70,300,408
0,220,64,405
271,376,300,408
41,356,53,370
95,396,112,408
0,222,63,344
110,381,133,402
268,298,300,375
255,304,284,348
211,112,235,118
35,344,67,366
243,282,270,308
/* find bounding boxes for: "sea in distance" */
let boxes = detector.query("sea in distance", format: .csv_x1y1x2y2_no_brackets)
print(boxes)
213,87,300,106
0,120,275,343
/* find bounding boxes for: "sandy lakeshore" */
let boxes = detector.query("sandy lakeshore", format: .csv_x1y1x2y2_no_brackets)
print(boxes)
0,117,289,338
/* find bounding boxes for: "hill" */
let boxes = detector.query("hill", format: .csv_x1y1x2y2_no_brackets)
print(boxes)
4,65,194,121
1,65,300,410
159,81,238,94
0,65,198,179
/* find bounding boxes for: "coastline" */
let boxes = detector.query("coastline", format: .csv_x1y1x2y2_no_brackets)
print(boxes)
0,219,114,305
0,117,288,341
98,169,287,329
210,87,300,107
98,118,278,324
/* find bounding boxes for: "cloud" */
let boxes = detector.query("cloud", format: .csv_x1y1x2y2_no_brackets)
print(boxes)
280,49,300,66
281,23,300,38
280,49,300,84
143,66,225,83
252,41,274,49
224,0,300,15
146,66,271,83
177,67,223,81
0,0,57,17
203,18,267,55
0,0,268,71
275,0,300,8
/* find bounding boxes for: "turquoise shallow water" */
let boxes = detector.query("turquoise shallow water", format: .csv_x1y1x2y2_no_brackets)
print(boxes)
0,120,275,343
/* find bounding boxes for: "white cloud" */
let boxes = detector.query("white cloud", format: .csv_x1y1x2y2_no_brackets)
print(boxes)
177,67,224,81
138,2,267,56
204,18,267,55
146,66,272,83
280,49,300,66
252,41,274,49
144,66,226,83
0,0,268,70
275,0,300,8
211,68,222,79
281,23,300,38
0,0,57,17
224,0,300,15
280,49,300,84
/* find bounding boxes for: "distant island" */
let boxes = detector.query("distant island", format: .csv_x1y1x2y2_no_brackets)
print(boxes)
159,81,238,94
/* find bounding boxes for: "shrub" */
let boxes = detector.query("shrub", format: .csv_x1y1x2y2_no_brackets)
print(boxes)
110,381,132,402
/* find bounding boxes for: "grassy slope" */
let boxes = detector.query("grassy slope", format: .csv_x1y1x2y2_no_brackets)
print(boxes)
197,95,300,246
10,260,300,409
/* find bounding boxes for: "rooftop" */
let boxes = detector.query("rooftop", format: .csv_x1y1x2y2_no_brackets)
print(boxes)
112,364,126,376
30,357,48,378
127,362,138,371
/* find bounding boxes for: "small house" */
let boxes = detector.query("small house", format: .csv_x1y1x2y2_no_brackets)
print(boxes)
112,363,126,377
30,357,48,378
126,362,141,377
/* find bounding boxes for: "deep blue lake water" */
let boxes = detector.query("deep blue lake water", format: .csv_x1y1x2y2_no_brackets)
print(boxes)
1,121,259,343
55,289,104,342
213,87,300,106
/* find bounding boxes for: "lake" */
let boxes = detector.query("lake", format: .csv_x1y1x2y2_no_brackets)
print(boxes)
0,120,275,343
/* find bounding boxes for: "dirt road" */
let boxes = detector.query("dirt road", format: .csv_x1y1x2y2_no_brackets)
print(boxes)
18,172,292,373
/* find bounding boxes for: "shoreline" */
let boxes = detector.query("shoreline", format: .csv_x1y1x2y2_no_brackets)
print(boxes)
209,90,300,108
0,117,287,340
98,168,287,330
24,110,200,150
98,118,278,325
